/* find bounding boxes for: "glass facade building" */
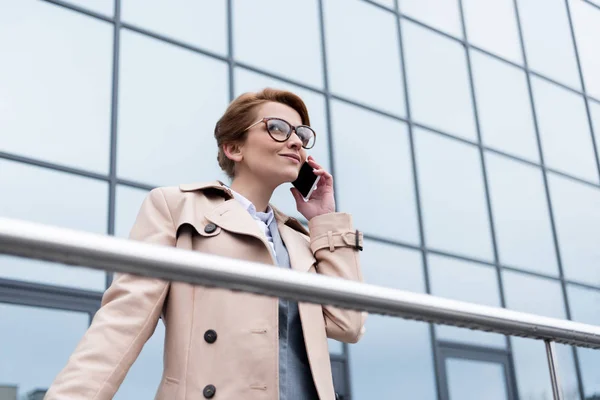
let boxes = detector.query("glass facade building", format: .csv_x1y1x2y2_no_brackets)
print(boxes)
1,0,599,398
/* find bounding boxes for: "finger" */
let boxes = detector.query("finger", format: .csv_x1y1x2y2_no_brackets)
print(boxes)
306,157,322,169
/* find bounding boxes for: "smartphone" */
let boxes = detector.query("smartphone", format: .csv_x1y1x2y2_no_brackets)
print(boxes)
292,161,321,202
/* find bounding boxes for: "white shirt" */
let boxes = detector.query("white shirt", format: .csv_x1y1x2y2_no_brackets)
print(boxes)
228,188,277,257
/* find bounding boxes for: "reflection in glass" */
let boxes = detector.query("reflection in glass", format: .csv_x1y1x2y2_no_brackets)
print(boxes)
569,0,600,99
0,0,112,173
323,0,406,116
117,29,230,187
399,0,463,38
486,153,558,275
331,100,420,244
234,0,322,87
462,0,522,64
549,173,600,286
0,160,107,291
403,20,477,140
429,255,505,347
349,240,437,400
532,77,598,183
234,68,331,221
503,271,580,400
471,51,539,162
415,128,493,260
114,322,165,399
567,284,600,398
122,0,227,55
517,0,580,89
0,304,88,398
446,358,508,400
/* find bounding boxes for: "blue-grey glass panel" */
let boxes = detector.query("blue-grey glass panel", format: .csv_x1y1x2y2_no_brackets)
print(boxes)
0,160,107,291
591,100,600,165
503,270,580,400
349,240,437,400
446,358,509,400
63,0,114,16
569,0,600,99
399,0,463,38
403,20,477,141
0,304,89,397
549,173,600,286
234,0,322,87
115,186,149,239
234,68,331,221
567,284,600,398
122,0,227,55
0,0,112,174
471,51,539,162
486,153,558,275
462,0,522,64
532,76,598,183
370,0,395,8
114,321,165,399
324,0,406,116
117,29,230,186
415,127,494,260
331,100,420,244
517,0,581,89
429,255,505,347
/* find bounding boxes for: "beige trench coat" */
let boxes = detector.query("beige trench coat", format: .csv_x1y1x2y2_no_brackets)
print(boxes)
45,181,366,400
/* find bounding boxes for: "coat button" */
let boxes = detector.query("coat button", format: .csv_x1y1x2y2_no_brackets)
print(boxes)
204,329,217,344
203,384,216,398
204,223,217,234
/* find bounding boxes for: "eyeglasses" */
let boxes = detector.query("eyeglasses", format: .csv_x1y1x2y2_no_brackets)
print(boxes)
243,117,316,149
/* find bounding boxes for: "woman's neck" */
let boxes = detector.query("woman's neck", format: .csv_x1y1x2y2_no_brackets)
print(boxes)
229,175,275,213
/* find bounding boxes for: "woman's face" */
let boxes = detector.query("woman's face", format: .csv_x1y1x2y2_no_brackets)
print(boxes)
237,101,308,186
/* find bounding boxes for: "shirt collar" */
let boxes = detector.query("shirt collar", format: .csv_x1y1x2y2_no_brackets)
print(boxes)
227,186,275,226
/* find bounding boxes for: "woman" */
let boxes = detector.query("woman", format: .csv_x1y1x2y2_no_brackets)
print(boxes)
45,88,366,400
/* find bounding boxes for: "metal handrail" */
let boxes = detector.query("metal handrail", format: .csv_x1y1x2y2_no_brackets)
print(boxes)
1,217,599,399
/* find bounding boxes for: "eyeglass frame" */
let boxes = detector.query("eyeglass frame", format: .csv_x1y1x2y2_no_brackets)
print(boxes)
243,117,317,149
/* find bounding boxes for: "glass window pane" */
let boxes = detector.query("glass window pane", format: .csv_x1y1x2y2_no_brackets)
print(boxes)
114,321,165,399
567,284,600,398
471,51,539,162
399,0,463,38
415,128,494,260
349,240,437,400
370,0,395,9
117,29,230,186
486,153,558,275
462,0,522,64
234,0,322,87
591,100,600,164
403,21,477,141
429,255,505,347
122,0,227,55
324,0,406,116
532,76,598,183
569,0,600,100
115,185,149,238
0,0,112,173
446,358,509,400
234,67,332,221
64,0,114,16
331,100,420,244
0,160,107,291
549,173,600,286
503,271,580,400
517,0,580,89
0,304,89,398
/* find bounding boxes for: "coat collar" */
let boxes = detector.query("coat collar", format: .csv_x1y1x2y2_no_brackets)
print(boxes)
178,181,313,271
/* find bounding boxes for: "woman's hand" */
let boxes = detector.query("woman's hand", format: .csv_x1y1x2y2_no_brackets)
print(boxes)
291,156,336,221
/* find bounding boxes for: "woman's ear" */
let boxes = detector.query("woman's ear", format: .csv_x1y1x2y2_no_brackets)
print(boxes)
223,142,243,163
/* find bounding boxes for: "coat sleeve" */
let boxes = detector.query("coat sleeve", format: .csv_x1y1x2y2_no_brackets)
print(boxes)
307,212,367,344
45,188,176,400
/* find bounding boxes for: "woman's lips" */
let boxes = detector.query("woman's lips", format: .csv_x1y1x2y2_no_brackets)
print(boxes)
280,154,301,164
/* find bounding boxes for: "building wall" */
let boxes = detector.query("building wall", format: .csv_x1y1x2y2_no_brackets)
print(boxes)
1,0,599,399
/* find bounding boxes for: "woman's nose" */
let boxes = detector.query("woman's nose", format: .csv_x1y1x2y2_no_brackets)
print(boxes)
287,131,303,149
